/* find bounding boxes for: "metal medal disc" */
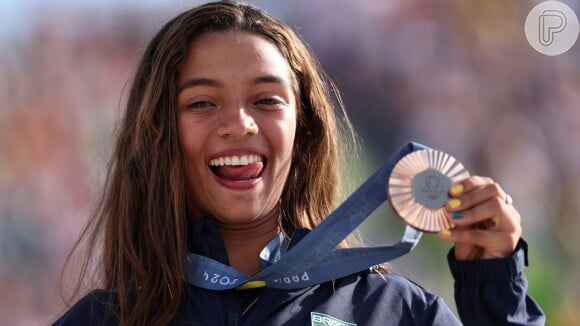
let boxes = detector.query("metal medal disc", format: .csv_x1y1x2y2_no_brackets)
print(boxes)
388,149,469,232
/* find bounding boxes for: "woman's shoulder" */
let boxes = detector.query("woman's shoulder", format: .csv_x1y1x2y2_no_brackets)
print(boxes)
52,290,119,326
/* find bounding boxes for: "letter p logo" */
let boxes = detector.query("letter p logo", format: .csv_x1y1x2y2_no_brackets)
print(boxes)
539,10,567,46
525,1,579,56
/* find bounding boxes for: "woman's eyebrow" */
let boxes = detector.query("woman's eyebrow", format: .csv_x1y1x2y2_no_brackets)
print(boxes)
179,75,290,94
178,78,221,93
252,75,290,88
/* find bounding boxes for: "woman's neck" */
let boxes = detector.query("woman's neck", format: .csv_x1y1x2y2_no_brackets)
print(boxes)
214,214,280,276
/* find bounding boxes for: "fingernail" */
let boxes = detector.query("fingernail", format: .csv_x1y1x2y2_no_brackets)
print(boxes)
452,211,464,219
441,229,452,236
448,198,461,209
449,184,464,196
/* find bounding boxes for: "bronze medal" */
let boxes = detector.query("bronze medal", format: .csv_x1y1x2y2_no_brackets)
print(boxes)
388,149,469,232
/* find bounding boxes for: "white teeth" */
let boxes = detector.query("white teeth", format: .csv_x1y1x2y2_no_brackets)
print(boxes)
209,154,263,167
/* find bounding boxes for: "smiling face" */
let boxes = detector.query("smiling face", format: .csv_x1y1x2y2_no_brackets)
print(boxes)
177,31,297,226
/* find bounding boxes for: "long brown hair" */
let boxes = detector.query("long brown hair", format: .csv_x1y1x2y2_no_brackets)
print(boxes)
62,1,353,324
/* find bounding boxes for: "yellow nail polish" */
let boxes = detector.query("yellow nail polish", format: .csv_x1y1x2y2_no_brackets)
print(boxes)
441,229,452,236
449,184,464,196
448,198,461,209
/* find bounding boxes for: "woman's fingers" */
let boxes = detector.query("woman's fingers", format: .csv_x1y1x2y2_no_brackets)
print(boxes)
438,175,522,260
446,176,520,227
447,177,505,210
447,196,517,231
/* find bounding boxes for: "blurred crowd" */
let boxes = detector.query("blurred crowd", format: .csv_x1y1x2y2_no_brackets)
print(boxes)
0,1,578,324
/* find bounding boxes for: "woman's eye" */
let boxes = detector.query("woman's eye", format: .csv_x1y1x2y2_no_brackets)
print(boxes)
187,101,214,109
256,98,282,106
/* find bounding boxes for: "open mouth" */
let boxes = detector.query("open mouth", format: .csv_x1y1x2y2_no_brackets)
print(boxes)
209,154,265,181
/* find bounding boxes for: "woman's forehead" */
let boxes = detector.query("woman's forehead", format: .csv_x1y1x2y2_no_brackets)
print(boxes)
181,32,292,78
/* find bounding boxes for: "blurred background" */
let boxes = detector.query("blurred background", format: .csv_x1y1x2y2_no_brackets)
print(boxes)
0,0,578,324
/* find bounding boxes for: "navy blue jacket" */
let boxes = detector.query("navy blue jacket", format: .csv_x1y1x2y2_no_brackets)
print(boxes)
54,218,545,325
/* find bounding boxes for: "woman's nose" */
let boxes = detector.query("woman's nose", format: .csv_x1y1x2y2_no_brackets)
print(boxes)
216,104,259,138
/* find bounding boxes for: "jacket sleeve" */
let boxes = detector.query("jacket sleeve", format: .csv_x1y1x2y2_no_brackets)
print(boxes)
448,239,546,326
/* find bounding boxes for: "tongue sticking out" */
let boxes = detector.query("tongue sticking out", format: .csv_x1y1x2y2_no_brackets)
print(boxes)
213,162,264,181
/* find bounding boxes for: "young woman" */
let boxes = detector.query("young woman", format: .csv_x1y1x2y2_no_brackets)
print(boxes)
55,1,545,325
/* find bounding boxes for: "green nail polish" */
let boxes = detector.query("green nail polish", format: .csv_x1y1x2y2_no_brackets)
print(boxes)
452,211,464,220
